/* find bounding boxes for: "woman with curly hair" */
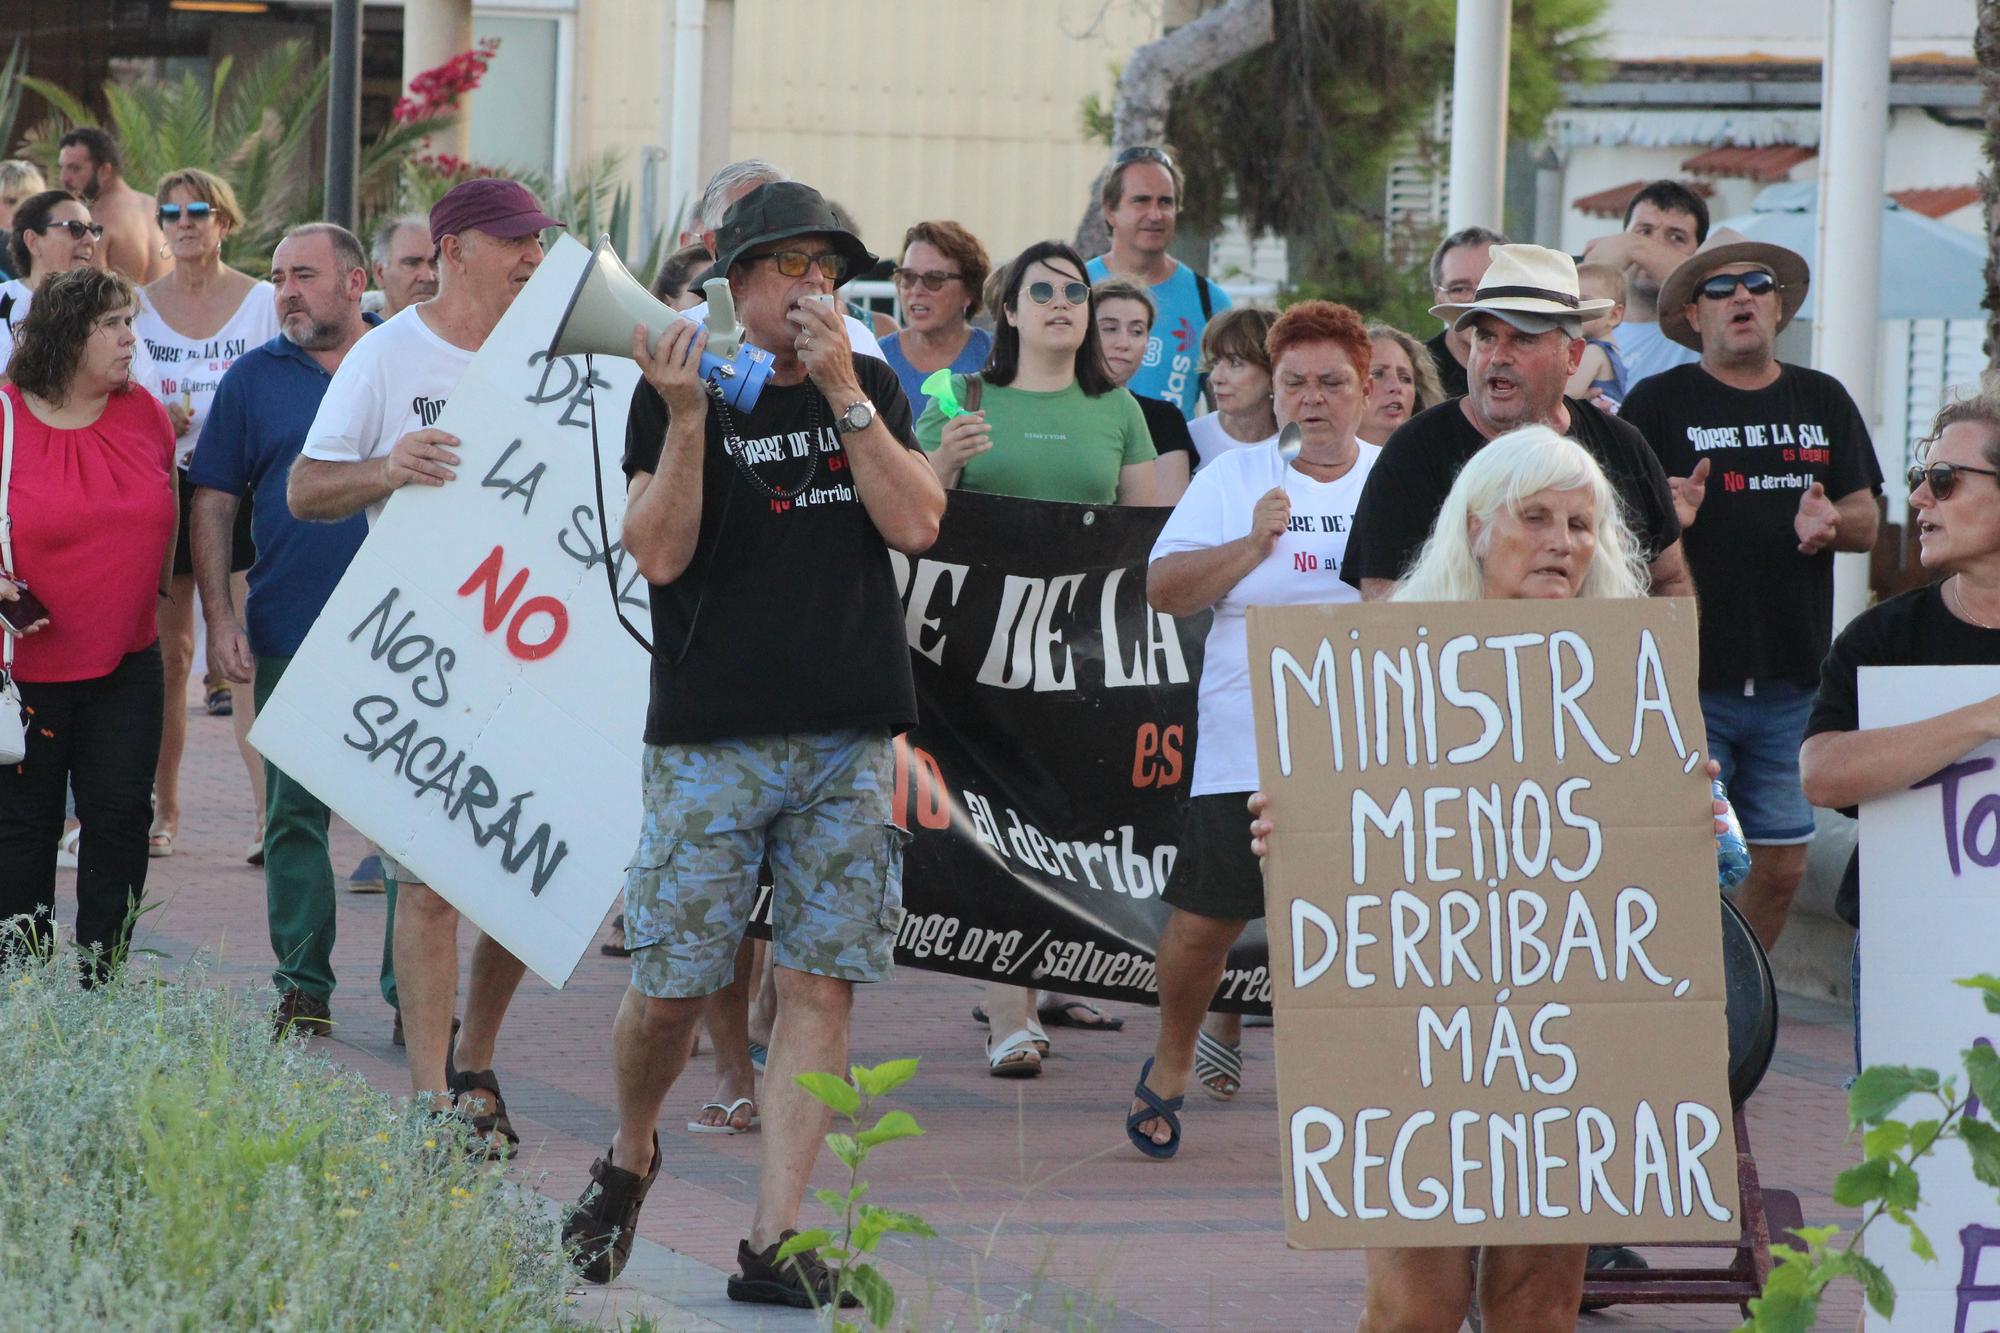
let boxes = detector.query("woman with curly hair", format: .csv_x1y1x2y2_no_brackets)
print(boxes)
133,166,277,861
0,266,177,972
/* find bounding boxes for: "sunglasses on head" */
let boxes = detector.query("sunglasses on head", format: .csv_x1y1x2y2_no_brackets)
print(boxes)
38,219,104,241
1025,280,1090,307
1696,270,1779,301
745,249,848,282
157,202,215,225
892,267,962,292
1115,145,1176,170
1908,461,2000,500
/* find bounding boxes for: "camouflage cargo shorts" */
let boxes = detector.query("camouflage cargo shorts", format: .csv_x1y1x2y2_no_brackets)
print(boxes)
624,728,908,998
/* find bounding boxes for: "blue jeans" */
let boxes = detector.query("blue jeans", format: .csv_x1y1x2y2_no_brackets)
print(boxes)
1701,679,1818,843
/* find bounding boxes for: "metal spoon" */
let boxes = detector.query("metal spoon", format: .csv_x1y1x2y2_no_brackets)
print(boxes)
1277,421,1303,462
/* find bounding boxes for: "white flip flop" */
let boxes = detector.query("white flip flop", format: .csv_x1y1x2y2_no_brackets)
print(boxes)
987,1028,1044,1078
687,1096,759,1134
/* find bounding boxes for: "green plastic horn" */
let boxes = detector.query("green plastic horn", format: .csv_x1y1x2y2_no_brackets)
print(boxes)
921,368,965,417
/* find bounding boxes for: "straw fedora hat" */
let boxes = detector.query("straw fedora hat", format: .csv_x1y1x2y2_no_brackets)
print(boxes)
1429,243,1614,332
1658,227,1810,350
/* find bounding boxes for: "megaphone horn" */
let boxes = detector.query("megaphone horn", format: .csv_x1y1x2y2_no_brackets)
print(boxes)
545,235,774,413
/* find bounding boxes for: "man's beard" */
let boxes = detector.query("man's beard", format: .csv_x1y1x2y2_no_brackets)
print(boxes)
284,312,343,350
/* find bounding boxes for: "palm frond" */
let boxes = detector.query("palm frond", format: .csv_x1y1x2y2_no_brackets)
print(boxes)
0,41,31,153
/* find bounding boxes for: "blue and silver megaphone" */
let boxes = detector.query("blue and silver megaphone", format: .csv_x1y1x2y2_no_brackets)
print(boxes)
546,235,774,412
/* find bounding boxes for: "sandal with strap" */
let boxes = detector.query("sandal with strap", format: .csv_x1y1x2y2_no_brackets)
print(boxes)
448,1066,520,1160
986,1027,1043,1079
1037,997,1125,1030
563,1131,661,1284
1194,1029,1243,1101
1125,1056,1183,1159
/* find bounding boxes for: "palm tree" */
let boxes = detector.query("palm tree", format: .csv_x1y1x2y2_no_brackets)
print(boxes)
15,40,449,269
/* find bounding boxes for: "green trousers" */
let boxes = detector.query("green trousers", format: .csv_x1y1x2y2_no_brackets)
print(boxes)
255,655,336,1000
255,656,398,1007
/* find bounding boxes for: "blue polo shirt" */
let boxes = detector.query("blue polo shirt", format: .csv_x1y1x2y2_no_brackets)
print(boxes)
188,320,376,657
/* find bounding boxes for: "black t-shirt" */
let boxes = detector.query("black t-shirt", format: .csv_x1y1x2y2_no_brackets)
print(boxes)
1804,582,2000,922
1136,393,1195,461
623,355,922,745
1341,396,1681,589
1424,327,1468,401
1623,363,1882,686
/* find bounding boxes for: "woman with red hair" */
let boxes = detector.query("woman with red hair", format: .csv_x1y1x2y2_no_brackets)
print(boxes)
1126,300,1381,1155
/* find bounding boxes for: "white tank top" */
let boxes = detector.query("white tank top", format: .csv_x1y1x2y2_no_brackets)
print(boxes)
134,280,280,467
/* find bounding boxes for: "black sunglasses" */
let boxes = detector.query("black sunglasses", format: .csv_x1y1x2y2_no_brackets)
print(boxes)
744,249,848,282
1908,461,2000,500
157,202,215,225
892,267,962,292
1115,145,1176,170
1025,280,1090,307
37,219,104,241
1696,270,1779,301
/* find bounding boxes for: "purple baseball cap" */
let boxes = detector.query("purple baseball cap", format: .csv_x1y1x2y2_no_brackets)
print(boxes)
428,178,563,246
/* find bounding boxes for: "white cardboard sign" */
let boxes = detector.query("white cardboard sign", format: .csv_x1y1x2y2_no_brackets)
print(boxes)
250,235,651,987
1859,666,2000,1333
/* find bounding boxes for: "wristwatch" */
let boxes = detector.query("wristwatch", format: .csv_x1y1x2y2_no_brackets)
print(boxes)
835,399,875,434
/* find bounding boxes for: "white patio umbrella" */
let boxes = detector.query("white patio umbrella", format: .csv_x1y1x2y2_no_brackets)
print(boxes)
1713,180,1987,321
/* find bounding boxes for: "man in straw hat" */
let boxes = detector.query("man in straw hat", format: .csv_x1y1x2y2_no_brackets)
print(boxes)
562,180,943,1306
1621,230,1882,951
1342,242,1694,600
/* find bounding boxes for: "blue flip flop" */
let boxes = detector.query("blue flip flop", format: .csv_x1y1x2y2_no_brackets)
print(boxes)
1125,1056,1184,1160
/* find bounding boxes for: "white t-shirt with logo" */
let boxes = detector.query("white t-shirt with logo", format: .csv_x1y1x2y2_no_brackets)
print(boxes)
1187,412,1277,472
1150,438,1380,796
301,305,475,526
135,281,280,467
0,277,162,400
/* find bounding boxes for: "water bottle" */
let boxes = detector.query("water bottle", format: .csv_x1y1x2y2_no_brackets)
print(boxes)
1715,778,1750,891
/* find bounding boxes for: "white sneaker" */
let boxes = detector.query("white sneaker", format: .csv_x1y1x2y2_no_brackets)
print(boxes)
56,826,80,869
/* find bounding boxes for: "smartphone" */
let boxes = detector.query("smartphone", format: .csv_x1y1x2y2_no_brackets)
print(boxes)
0,581,49,635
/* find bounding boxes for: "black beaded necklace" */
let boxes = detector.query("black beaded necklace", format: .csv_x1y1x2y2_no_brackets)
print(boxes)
715,386,824,501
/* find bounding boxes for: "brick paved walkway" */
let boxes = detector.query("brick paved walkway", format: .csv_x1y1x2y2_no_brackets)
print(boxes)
81,684,1865,1331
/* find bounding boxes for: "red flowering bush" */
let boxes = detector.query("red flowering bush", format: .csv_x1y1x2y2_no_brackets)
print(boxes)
392,36,500,123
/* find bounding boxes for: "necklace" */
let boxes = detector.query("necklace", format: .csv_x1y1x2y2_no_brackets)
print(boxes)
1953,575,1997,630
715,389,823,501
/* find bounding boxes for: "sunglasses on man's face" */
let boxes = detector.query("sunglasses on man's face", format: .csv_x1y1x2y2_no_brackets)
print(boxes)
1908,461,2000,500
893,267,962,292
1696,270,1779,301
157,202,215,225
746,249,848,282
1025,280,1090,307
39,219,104,241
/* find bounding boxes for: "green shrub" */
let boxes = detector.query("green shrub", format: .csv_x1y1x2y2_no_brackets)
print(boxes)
0,944,583,1330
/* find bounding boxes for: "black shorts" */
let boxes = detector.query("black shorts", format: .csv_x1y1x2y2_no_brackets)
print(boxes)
1161,791,1266,921
172,470,255,577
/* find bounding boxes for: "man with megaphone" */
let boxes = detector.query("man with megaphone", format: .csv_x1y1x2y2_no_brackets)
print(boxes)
562,181,945,1309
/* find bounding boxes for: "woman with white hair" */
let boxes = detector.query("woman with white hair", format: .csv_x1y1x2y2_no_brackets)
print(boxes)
1248,425,1713,1332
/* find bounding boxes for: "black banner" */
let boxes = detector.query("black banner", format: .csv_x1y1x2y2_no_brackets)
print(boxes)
883,491,1273,1015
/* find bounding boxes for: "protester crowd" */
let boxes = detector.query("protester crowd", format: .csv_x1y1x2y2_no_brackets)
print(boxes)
2,122,1985,1327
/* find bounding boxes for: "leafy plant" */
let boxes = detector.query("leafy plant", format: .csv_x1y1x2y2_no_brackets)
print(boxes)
0,940,582,1329
12,41,453,273
781,1058,936,1330
1737,973,2000,1332
0,41,30,159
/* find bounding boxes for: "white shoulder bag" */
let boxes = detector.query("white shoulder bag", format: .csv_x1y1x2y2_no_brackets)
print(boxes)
0,390,28,765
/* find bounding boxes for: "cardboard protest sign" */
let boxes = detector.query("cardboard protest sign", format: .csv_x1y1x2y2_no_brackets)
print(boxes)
1858,667,2000,1333
1248,597,1739,1248
251,235,649,988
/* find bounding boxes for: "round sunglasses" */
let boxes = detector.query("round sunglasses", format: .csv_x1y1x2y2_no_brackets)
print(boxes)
1908,461,2000,500
1696,270,1779,301
1024,280,1089,307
